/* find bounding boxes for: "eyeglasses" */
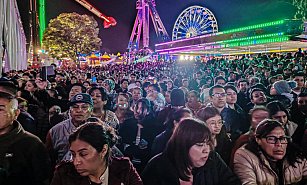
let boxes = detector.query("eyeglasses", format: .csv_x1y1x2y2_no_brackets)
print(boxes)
211,93,227,98
207,120,224,126
265,136,290,144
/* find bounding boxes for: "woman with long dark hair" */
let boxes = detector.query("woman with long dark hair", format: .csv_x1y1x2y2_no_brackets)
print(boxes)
142,118,240,185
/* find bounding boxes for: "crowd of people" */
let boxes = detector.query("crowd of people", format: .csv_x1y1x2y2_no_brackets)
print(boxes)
0,50,307,185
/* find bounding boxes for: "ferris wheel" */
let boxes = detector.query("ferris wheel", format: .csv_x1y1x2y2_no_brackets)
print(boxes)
172,6,218,41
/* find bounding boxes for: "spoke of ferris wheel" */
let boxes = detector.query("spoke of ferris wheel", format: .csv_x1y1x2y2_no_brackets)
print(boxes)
195,13,202,26
179,22,188,31
200,20,212,28
175,31,184,36
197,14,208,26
179,19,188,28
189,12,193,27
181,25,190,32
182,16,189,27
192,11,197,25
199,21,212,31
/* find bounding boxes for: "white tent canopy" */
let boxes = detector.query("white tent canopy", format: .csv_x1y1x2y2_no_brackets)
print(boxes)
0,0,27,74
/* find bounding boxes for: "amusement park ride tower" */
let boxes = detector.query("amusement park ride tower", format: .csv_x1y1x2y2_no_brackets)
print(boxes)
128,0,170,52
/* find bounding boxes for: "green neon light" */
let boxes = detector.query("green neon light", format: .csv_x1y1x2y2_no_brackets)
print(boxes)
227,36,289,47
39,0,46,45
222,20,285,34
217,32,284,44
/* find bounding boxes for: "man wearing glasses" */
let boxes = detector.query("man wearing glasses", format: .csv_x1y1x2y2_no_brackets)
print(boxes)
208,85,243,140
46,93,93,166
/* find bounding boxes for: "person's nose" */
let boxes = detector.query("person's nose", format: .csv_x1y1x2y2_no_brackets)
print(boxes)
75,107,83,112
73,156,81,166
275,139,282,146
202,144,210,153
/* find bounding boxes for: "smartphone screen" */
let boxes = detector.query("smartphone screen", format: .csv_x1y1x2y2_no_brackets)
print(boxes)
92,76,97,83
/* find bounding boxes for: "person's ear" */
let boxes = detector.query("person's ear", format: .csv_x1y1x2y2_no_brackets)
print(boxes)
14,109,20,119
255,137,262,145
100,144,108,159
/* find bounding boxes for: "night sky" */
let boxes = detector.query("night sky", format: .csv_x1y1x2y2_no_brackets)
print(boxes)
17,0,296,53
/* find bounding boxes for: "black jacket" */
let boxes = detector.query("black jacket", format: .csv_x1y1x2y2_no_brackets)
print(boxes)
17,110,37,135
150,129,172,157
118,114,159,171
142,151,241,185
0,121,51,185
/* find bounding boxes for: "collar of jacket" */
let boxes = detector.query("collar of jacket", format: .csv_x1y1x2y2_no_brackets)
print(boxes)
0,120,24,143
258,150,289,182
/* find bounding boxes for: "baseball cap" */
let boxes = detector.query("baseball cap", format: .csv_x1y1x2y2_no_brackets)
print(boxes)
69,93,93,106
0,80,18,96
128,83,138,91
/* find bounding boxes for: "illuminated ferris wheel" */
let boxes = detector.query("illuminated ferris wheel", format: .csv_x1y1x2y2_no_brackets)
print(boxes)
172,6,218,41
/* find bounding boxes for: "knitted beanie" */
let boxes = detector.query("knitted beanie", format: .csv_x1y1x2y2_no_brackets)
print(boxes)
273,80,291,95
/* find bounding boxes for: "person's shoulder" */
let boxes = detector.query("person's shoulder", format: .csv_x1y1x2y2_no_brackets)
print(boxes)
18,129,43,144
109,157,134,171
155,130,167,140
208,151,222,161
147,153,165,165
111,156,131,163
50,119,70,132
235,145,255,157
106,110,116,116
55,161,78,175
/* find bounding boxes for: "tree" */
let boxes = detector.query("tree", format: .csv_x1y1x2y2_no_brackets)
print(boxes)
43,12,102,60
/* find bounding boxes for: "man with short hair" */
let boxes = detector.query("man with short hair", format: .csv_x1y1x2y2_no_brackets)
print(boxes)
0,91,51,185
236,79,250,111
209,85,227,112
116,79,129,93
208,85,244,140
68,83,86,100
129,73,137,84
292,72,306,98
45,93,93,165
245,88,268,113
131,87,143,108
181,78,189,89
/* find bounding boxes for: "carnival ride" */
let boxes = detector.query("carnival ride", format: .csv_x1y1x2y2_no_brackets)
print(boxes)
126,0,169,63
128,0,169,52
74,0,117,28
38,0,116,45
172,6,218,41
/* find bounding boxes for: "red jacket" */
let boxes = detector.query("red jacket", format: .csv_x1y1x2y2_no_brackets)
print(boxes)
51,157,143,185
